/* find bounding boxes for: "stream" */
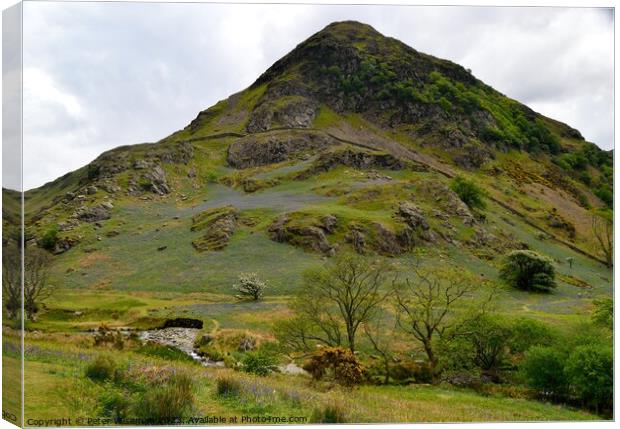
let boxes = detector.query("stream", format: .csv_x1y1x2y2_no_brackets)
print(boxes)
139,327,225,367
138,327,306,374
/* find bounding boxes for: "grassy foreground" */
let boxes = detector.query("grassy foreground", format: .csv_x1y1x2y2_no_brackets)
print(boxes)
13,338,597,425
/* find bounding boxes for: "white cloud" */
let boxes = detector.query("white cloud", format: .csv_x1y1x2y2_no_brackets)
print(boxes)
19,3,614,190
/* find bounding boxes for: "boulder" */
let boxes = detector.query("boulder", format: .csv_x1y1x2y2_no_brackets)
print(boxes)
142,165,171,195
53,237,79,254
74,204,111,223
397,201,429,231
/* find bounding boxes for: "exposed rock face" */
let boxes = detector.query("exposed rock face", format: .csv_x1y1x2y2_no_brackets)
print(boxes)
268,212,337,255
419,180,475,226
73,204,112,223
227,130,335,168
85,141,192,196
53,237,79,254
453,143,494,170
155,141,194,164
397,201,437,243
191,205,238,252
87,150,131,180
247,96,317,133
397,201,429,231
141,165,171,195
345,221,414,256
296,147,409,179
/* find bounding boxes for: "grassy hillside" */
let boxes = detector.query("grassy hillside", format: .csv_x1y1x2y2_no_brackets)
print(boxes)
3,20,612,424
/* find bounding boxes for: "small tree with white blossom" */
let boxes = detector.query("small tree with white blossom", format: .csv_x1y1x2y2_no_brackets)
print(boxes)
233,272,267,301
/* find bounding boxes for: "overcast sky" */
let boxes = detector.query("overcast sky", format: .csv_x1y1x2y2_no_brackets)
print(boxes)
18,2,614,190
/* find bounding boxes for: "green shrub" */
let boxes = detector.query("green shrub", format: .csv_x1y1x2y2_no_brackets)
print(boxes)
134,372,194,422
215,375,241,398
240,351,279,376
499,250,556,292
311,402,348,423
40,226,59,250
591,297,613,330
450,176,486,210
521,346,567,398
508,318,554,355
85,355,121,382
564,344,613,412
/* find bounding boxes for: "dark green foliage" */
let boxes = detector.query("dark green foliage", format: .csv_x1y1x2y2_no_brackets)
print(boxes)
554,143,613,208
466,315,512,374
591,298,613,330
40,226,59,250
521,346,568,398
134,372,194,422
499,250,556,292
507,318,554,355
594,185,613,208
450,176,486,210
85,355,121,382
240,350,279,376
215,375,241,398
480,126,505,143
564,344,613,412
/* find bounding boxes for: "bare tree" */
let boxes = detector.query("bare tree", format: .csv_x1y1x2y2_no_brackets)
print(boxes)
394,267,477,382
289,253,394,352
2,244,22,319
592,215,613,268
363,314,397,384
3,245,52,321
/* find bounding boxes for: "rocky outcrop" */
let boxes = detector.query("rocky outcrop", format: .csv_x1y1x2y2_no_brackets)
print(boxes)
191,205,238,252
141,165,171,195
73,203,113,223
155,141,193,164
247,96,317,133
296,147,408,179
397,201,429,231
397,201,437,243
419,180,475,226
453,143,494,170
268,212,337,255
345,221,414,256
52,236,80,254
227,130,335,168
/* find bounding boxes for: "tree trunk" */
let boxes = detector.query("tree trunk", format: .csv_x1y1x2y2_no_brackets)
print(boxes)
423,341,439,383
347,324,356,352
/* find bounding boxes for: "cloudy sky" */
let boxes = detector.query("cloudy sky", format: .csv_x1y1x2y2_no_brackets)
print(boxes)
18,2,614,190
